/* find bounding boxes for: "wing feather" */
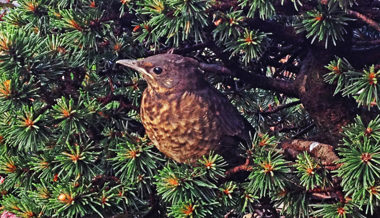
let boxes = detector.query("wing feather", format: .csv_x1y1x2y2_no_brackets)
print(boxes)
204,86,252,142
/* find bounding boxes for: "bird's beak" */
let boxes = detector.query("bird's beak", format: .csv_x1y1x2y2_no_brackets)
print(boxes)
116,59,154,80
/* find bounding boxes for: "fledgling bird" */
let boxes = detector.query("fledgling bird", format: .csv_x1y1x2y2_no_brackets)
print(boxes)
117,54,252,164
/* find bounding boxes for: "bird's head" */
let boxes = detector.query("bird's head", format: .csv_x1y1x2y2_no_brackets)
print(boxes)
117,54,204,94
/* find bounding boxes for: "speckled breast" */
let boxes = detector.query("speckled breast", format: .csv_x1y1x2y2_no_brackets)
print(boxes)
140,88,222,163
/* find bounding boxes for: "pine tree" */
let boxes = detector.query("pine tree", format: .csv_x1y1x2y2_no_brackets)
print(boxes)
0,0,379,217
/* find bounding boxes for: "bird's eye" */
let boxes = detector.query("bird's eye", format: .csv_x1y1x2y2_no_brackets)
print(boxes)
153,67,163,74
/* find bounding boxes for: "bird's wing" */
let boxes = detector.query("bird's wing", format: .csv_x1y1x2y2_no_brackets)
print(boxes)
205,86,253,142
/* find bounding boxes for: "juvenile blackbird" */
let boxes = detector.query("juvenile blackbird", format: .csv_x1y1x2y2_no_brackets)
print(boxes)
117,54,252,164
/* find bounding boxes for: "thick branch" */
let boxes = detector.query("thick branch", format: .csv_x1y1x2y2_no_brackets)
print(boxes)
295,49,356,145
281,139,339,166
345,45,380,67
249,75,298,97
209,43,299,97
199,63,236,76
347,9,380,32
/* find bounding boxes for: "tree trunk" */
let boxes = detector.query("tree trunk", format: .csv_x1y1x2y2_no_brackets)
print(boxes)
295,48,357,145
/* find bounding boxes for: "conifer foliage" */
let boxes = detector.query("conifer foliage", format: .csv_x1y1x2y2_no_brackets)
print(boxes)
0,0,379,217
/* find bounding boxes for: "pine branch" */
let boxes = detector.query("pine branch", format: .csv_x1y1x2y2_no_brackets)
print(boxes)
260,100,301,115
209,43,299,97
308,187,346,202
347,9,380,32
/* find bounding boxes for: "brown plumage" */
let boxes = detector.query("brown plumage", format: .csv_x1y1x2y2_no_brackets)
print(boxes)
117,54,252,164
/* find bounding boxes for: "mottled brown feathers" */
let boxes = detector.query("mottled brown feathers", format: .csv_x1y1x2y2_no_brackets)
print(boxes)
117,54,252,164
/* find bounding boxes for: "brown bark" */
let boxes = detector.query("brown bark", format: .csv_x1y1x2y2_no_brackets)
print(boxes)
206,45,358,145
347,9,380,32
225,158,252,177
281,139,339,166
294,48,357,145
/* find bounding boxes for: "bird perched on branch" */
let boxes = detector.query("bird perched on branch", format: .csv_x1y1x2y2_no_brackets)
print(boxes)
117,54,253,164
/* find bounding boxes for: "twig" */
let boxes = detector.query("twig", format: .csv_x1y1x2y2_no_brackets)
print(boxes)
309,187,335,193
276,126,299,133
225,158,252,177
311,192,333,200
107,76,115,93
347,44,380,67
324,163,342,171
199,63,236,76
336,190,346,203
223,209,235,218
36,104,53,117
347,9,380,32
260,100,301,115
353,39,380,45
292,123,315,139
116,81,140,89
0,11,6,21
